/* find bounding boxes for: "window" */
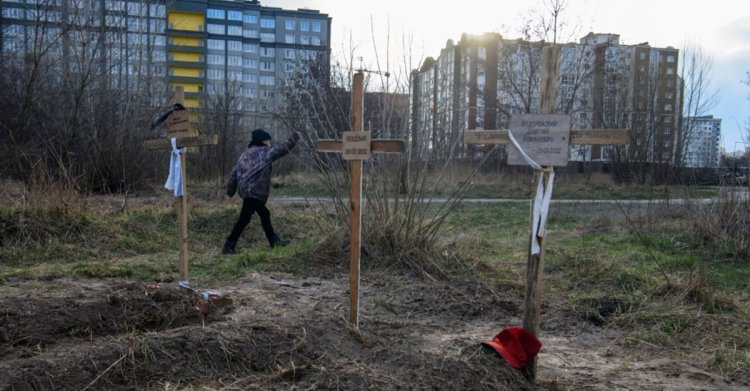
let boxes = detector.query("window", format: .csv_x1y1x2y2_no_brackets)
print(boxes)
243,29,258,38
207,9,225,19
207,54,225,65
227,40,241,51
126,2,140,15
260,18,275,28
207,69,224,80
228,55,242,66
243,87,256,97
285,62,295,72
312,21,321,32
666,67,674,75
227,25,242,36
150,4,165,18
243,14,257,24
207,24,224,34
285,20,295,30
665,91,673,99
153,35,166,46
243,59,258,68
664,104,672,112
243,73,257,83
260,75,274,85
2,39,23,52
243,43,258,53
299,35,309,45
127,18,141,32
227,10,242,21
639,52,646,60
109,1,125,12
284,49,295,59
666,55,675,63
261,61,274,71
260,33,274,42
261,90,274,99
300,21,309,31
153,50,166,61
5,24,24,37
260,47,274,57
285,34,294,44
207,39,224,49
311,36,320,46
152,19,166,33
228,70,242,81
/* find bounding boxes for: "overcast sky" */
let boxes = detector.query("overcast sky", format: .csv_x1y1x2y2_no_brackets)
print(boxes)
265,0,749,151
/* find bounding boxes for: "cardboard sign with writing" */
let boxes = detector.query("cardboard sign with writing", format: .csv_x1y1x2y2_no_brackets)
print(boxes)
465,129,509,145
507,114,571,167
342,131,371,160
166,109,191,139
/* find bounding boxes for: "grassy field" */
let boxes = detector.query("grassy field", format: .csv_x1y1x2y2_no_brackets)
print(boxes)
1,186,748,380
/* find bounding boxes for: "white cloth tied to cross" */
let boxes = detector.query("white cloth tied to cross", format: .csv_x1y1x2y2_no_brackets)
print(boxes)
164,138,184,197
507,130,555,255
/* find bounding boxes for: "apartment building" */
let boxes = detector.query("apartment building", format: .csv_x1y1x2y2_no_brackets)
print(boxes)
682,115,721,168
410,32,681,165
1,0,331,116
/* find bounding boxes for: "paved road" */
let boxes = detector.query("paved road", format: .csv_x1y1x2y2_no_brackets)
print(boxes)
271,192,748,205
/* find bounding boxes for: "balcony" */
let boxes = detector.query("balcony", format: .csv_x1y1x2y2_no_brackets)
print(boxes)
167,57,206,68
166,24,206,37
167,41,205,53
168,74,205,83
185,91,204,99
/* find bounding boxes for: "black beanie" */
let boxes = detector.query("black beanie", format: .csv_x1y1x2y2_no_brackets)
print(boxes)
250,128,271,146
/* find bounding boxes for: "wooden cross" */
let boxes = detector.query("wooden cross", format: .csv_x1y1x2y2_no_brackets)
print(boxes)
143,86,218,286
316,70,405,328
465,46,630,380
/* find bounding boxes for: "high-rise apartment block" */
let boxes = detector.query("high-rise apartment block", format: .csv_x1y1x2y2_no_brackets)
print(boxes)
1,0,331,112
682,115,721,168
410,32,681,165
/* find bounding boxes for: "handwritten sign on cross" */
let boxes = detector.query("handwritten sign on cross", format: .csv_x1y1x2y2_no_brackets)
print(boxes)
465,46,630,380
316,71,405,328
143,86,218,286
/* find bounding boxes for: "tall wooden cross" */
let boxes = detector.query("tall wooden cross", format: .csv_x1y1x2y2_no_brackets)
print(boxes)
465,46,630,380
144,86,218,286
316,71,405,328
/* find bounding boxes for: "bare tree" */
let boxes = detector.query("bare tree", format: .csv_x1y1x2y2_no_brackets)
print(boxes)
1,0,169,194
674,43,719,168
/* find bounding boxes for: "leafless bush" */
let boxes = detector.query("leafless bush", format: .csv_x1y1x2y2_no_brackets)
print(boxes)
688,188,750,260
277,44,496,280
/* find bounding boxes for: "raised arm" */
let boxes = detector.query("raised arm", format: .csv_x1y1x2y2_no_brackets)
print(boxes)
265,132,301,162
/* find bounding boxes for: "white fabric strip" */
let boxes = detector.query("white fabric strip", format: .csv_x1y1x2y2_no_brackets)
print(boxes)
164,138,184,197
508,130,555,255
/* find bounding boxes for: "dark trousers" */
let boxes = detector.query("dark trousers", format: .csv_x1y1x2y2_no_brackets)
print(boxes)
227,197,275,244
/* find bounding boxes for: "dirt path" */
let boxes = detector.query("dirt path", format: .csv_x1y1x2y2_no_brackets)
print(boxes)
0,273,746,390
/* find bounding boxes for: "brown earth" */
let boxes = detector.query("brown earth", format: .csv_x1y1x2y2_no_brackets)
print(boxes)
0,271,747,390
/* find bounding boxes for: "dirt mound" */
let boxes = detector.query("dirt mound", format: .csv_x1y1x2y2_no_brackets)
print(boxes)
2,273,745,390
0,281,224,361
0,277,534,390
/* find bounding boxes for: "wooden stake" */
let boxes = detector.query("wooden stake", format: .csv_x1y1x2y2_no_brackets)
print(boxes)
315,71,405,328
179,151,189,281
462,45,630,384
349,71,364,326
522,44,560,380
143,86,217,285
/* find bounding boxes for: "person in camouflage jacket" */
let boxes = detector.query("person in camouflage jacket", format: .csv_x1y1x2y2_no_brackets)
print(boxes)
222,128,300,254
